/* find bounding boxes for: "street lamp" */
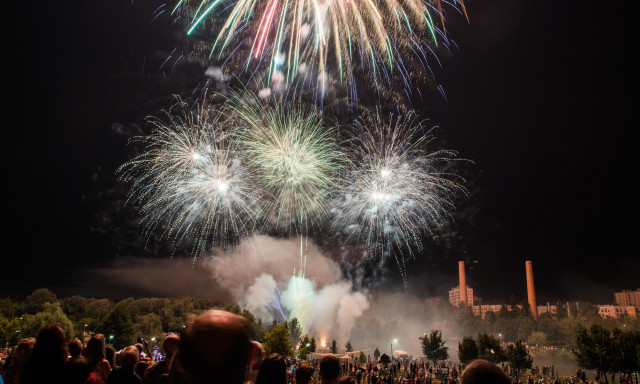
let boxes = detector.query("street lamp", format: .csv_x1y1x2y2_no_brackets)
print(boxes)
109,335,114,346
391,338,397,360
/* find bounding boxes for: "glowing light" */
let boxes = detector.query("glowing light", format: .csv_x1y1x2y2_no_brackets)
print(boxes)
118,99,263,256
225,92,343,233
174,0,468,103
332,110,467,285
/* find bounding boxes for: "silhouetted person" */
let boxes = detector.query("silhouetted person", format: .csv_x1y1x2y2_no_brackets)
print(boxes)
460,359,510,384
145,334,180,384
108,346,141,384
2,338,35,384
319,355,340,384
246,341,265,384
295,362,314,384
175,310,261,384
68,338,83,359
22,323,68,384
338,377,355,384
106,346,117,370
255,353,286,384
84,334,112,382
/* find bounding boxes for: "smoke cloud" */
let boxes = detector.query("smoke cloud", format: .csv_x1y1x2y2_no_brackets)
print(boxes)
206,236,371,342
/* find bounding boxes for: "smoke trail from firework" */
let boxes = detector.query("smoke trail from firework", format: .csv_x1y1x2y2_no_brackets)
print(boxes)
177,0,467,103
225,92,343,234
331,110,467,285
118,100,262,257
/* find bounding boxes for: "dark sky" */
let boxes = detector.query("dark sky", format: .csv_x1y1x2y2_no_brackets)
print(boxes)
4,0,637,304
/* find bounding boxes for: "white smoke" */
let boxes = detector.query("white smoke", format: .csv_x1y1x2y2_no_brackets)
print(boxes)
206,236,370,342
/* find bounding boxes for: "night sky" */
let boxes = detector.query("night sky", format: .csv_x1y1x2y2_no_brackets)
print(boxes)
4,0,637,304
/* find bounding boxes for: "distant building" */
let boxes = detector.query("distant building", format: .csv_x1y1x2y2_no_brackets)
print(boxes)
472,304,524,319
614,289,640,307
597,305,640,319
473,304,502,318
449,286,474,307
537,303,558,315
426,297,444,308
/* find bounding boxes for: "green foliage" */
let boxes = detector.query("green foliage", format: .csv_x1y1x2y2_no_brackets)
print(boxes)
611,328,640,375
263,324,293,357
345,339,353,352
298,335,311,360
134,313,163,338
527,331,549,345
457,336,478,364
506,339,533,377
24,288,58,314
84,299,112,320
20,303,75,342
0,298,16,318
298,344,309,360
99,301,135,350
0,315,22,347
289,318,302,347
358,350,366,364
309,336,316,352
420,329,449,365
476,333,505,363
574,324,640,383
61,295,88,321
330,339,338,354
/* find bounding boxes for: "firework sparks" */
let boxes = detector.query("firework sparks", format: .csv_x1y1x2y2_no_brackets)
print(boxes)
176,0,467,103
118,100,262,257
332,110,467,285
225,92,343,234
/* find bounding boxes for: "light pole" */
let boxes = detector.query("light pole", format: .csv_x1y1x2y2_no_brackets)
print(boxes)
391,338,397,361
109,335,114,346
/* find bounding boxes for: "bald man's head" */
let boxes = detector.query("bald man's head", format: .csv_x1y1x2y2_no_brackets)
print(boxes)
461,359,510,384
178,310,259,384
162,334,180,357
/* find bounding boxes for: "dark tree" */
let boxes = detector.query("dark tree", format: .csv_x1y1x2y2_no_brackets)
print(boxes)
99,301,135,350
289,318,302,347
380,353,391,366
309,336,316,352
506,339,533,380
477,333,505,363
458,336,479,364
374,348,381,360
345,340,353,352
420,329,449,366
24,288,58,314
612,328,640,383
330,339,338,354
573,324,615,384
298,335,311,360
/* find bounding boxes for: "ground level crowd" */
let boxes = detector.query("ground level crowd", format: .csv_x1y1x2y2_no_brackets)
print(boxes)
0,309,633,384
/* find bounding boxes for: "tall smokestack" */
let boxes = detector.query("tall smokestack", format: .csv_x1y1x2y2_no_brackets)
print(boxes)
459,261,467,306
525,260,538,319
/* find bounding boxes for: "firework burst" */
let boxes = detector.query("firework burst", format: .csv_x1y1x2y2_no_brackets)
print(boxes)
331,110,467,284
118,100,262,257
225,92,343,234
176,0,467,103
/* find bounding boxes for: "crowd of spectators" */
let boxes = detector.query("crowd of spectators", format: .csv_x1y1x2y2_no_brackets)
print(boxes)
0,309,608,384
